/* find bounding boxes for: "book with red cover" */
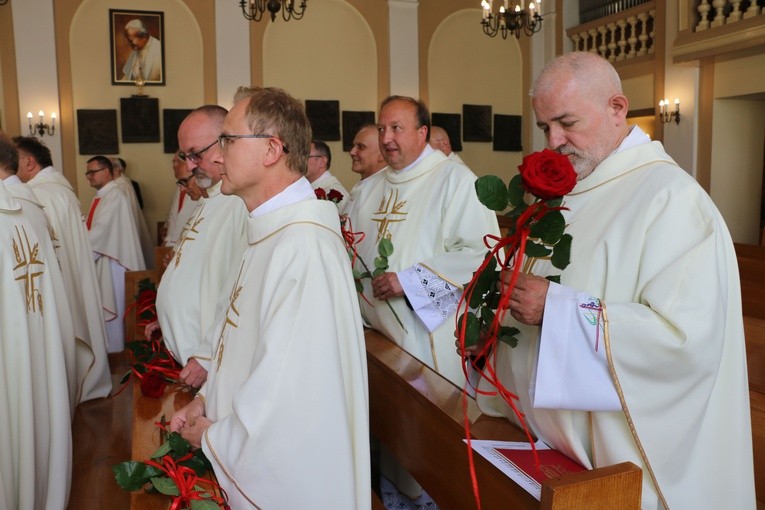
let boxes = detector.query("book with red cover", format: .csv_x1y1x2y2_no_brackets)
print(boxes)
469,440,587,500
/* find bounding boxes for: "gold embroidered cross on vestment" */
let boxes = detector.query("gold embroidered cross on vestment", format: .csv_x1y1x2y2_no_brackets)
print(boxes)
12,225,45,314
215,263,244,370
174,208,204,266
372,189,407,243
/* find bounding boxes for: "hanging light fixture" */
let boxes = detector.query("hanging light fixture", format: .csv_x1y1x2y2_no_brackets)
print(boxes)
239,0,307,22
480,0,543,39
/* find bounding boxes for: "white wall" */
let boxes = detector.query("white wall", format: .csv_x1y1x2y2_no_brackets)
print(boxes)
710,98,765,244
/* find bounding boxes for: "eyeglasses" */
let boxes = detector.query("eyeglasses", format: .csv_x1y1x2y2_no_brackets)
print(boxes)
85,167,107,177
217,134,289,154
176,175,194,187
179,139,217,164
308,154,324,159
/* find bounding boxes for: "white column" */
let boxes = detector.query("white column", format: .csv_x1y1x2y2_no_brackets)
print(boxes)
216,0,251,108
12,0,62,169
387,0,419,98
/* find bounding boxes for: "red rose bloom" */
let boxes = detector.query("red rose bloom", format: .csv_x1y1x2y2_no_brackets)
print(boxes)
518,149,577,200
140,370,167,398
327,189,344,203
314,188,328,200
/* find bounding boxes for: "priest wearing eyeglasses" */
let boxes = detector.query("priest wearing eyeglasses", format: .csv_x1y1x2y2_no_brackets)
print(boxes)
169,86,370,510
85,155,145,352
144,105,248,389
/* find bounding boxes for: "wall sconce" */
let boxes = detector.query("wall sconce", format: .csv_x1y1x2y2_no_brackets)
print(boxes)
658,98,680,124
27,110,56,136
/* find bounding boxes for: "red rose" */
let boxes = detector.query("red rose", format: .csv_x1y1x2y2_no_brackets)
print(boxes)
518,149,577,200
314,188,327,200
327,189,344,203
137,289,157,303
140,370,167,398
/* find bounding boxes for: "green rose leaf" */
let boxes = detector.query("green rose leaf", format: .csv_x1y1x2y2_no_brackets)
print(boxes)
150,441,172,459
181,454,209,477
546,274,561,284
378,238,394,258
373,256,387,269
372,268,385,278
150,476,180,496
550,233,573,270
457,312,481,347
355,280,364,294
524,241,552,258
167,432,190,456
530,209,566,244
507,174,525,209
468,258,499,309
498,326,520,348
113,461,157,492
475,175,510,211
191,500,223,510
352,269,363,279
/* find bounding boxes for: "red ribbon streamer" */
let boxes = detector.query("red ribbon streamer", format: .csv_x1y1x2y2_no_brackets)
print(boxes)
456,200,566,510
144,454,229,510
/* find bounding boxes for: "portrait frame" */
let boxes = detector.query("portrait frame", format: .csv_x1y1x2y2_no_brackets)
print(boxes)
110,9,165,86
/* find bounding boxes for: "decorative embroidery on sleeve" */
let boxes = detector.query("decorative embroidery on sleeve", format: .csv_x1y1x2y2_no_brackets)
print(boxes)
579,297,603,351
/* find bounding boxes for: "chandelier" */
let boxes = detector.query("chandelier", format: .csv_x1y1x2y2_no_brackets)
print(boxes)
239,0,307,22
480,0,543,39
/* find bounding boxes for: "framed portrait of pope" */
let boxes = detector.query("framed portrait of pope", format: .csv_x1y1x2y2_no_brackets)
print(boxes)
109,9,165,86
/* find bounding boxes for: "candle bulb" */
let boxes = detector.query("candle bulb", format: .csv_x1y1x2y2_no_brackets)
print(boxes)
51,112,57,127
674,98,680,112
659,100,665,114
38,110,45,121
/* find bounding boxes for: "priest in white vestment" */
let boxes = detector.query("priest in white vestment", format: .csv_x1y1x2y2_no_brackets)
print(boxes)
307,139,349,210
85,156,146,352
147,106,248,388
343,124,386,214
111,157,154,268
14,136,113,403
0,178,73,510
477,52,755,509
162,152,200,247
346,96,500,387
170,87,370,510
429,125,464,165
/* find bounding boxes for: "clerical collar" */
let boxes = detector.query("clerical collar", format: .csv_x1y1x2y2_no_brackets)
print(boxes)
39,166,58,176
393,144,436,175
96,179,118,197
2,174,21,185
612,125,651,156
250,176,315,218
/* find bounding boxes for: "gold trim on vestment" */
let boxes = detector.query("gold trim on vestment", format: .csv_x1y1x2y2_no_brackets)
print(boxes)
203,430,263,510
249,220,344,247
567,161,674,196
602,303,670,509
419,262,463,290
428,331,439,372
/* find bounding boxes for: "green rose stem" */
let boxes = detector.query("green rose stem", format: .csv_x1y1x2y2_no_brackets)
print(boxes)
355,245,408,334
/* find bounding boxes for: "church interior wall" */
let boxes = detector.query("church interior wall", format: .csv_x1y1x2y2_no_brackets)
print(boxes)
67,0,206,243
262,0,377,194
1,0,765,246
427,8,524,180
710,97,765,245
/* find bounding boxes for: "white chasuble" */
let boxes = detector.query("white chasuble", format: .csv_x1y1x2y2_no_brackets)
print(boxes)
477,141,755,509
156,183,248,366
163,187,200,247
115,174,154,268
28,170,113,402
88,180,146,352
346,150,500,385
199,199,370,510
0,181,73,510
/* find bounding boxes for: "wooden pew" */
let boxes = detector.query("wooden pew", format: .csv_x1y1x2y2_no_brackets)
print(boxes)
366,329,642,510
745,316,765,509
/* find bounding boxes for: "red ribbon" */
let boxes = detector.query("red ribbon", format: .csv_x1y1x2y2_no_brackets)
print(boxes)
340,216,374,307
144,454,229,509
86,197,100,230
456,200,567,510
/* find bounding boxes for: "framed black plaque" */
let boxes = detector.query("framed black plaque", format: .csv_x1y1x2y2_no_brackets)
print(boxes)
120,96,160,143
493,114,522,152
305,100,340,141
431,112,462,152
341,110,376,151
163,108,193,153
463,104,492,142
76,109,119,155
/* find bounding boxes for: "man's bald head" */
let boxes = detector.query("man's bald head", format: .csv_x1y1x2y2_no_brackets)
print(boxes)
429,126,453,156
